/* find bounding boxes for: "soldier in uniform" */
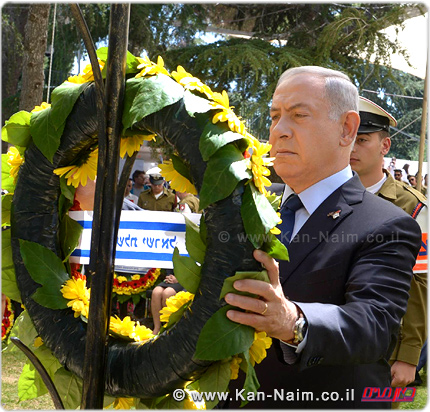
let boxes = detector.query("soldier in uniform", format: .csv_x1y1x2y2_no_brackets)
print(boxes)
137,174,177,211
350,96,427,388
176,191,200,213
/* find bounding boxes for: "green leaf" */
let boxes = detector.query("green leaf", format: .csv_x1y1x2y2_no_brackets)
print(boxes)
240,351,260,407
58,176,76,217
123,75,184,130
50,82,90,131
162,300,191,331
183,90,212,117
172,247,201,294
241,183,280,248
195,305,254,361
96,47,140,74
262,236,289,261
19,240,69,309
266,192,282,211
2,111,32,147
18,362,41,401
199,215,207,246
199,145,251,210
29,107,61,163
131,294,141,305
199,121,246,162
157,395,185,409
184,215,206,264
219,271,270,300
53,367,83,410
116,294,131,304
171,153,192,182
1,154,15,193
5,311,37,352
2,193,13,227
2,229,22,303
59,214,83,261
198,360,231,409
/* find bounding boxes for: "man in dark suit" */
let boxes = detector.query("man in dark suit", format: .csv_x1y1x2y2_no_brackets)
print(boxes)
224,66,421,408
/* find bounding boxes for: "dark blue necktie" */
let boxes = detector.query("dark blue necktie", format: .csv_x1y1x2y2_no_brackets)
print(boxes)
277,194,303,245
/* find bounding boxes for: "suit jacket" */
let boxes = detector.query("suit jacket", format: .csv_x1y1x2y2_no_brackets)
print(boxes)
228,174,421,409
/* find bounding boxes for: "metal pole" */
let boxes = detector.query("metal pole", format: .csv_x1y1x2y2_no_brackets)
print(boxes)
416,59,428,193
80,4,130,409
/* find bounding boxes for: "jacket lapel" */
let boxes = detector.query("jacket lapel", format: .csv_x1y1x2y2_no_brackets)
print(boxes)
279,174,365,285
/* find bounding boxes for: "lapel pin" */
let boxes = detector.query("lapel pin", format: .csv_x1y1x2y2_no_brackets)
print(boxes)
327,209,341,219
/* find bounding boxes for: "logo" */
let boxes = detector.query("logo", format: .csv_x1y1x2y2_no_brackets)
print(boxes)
361,387,416,402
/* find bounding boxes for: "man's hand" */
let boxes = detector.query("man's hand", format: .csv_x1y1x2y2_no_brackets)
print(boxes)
391,360,416,387
224,249,298,341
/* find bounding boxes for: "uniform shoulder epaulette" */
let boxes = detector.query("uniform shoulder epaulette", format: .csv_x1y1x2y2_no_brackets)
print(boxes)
403,183,427,203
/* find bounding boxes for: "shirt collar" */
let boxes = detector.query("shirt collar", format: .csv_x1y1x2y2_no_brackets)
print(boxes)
281,166,353,215
365,173,388,195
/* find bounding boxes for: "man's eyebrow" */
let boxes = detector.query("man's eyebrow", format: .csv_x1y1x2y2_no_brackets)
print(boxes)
270,103,311,113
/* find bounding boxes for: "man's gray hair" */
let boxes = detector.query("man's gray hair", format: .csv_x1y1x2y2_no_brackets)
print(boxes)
277,66,358,120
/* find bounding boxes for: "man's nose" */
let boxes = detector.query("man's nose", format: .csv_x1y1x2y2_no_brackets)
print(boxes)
271,117,292,139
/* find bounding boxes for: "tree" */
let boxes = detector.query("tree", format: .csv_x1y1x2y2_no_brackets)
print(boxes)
19,4,50,111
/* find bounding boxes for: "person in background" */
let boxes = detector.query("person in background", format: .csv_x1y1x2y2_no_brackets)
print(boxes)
138,174,176,211
125,178,138,204
350,95,427,390
175,191,200,213
408,175,417,188
131,170,148,198
394,169,403,181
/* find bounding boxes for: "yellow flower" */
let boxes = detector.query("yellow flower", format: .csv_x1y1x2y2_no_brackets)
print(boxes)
131,274,141,280
53,148,98,188
270,212,282,235
184,392,206,410
31,102,51,113
230,356,242,380
111,397,135,409
68,60,105,84
117,276,127,284
246,138,274,196
159,160,197,195
34,337,44,348
210,91,246,135
61,278,90,318
7,146,24,183
135,55,170,78
109,315,154,342
120,134,156,158
132,323,154,342
249,331,272,366
171,66,213,99
159,291,194,325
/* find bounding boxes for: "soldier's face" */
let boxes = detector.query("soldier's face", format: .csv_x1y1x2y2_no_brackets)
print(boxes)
151,183,163,195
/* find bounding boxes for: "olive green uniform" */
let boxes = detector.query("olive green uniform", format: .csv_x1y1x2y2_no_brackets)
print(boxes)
137,187,176,211
377,170,427,366
179,194,200,213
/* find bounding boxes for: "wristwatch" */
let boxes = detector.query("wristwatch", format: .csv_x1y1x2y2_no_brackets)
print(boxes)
293,313,307,344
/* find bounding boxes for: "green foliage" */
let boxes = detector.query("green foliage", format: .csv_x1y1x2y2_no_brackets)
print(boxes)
59,214,83,261
2,193,13,227
262,236,289,261
183,215,206,264
220,271,270,300
96,47,141,74
172,247,201,295
122,75,184,130
5,311,38,353
199,121,246,162
199,144,251,209
239,351,260,407
58,175,76,217
1,154,15,193
19,240,69,309
198,360,231,409
171,153,193,182
53,367,83,409
1,111,31,147
183,90,212,117
2,229,21,303
195,305,254,361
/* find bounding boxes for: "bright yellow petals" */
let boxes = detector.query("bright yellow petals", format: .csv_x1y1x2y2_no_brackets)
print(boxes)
120,134,156,158
53,148,98,188
171,66,213,98
159,160,197,195
7,146,24,183
210,91,246,135
61,278,90,318
31,102,51,113
230,356,242,380
109,315,154,343
270,212,282,235
184,392,206,410
34,337,44,348
111,397,135,409
246,138,274,196
135,55,170,78
249,331,272,366
68,60,105,84
159,291,194,325
211,90,230,109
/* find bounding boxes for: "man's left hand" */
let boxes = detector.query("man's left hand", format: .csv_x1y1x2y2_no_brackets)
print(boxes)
224,249,298,342
391,360,416,387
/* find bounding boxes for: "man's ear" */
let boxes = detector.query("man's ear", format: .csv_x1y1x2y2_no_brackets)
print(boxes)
340,111,360,147
381,136,391,155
